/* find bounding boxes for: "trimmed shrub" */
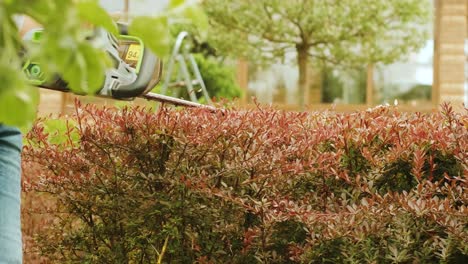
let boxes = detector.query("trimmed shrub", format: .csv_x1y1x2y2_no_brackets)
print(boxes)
22,102,467,263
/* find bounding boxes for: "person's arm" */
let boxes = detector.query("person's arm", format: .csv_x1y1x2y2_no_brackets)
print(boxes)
0,16,43,264
0,127,24,264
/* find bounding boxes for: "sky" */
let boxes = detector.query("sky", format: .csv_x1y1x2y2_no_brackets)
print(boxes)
99,0,169,15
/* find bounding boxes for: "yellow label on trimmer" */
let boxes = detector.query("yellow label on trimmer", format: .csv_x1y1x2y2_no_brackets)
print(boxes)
126,44,141,62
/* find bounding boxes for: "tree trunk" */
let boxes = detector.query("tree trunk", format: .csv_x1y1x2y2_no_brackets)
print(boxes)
297,45,309,108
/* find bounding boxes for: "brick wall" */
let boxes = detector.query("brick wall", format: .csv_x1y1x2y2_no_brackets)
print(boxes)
433,0,467,108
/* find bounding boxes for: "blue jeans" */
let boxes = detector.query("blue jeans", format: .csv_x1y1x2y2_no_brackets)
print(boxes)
0,125,23,263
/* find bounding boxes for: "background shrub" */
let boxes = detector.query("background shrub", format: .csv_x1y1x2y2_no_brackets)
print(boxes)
193,54,242,100
22,102,467,263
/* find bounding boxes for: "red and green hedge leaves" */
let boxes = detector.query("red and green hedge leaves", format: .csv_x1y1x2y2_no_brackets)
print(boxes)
22,103,467,263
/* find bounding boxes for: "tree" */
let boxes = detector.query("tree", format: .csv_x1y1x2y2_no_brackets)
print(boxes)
0,0,206,129
203,0,430,107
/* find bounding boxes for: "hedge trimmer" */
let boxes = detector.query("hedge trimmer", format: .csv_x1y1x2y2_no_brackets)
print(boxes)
22,24,217,111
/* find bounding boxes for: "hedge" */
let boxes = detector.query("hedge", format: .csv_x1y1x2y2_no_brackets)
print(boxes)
22,102,467,263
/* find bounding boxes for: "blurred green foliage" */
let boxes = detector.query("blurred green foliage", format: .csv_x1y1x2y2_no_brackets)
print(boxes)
0,0,206,130
193,54,242,100
394,84,432,102
321,66,367,104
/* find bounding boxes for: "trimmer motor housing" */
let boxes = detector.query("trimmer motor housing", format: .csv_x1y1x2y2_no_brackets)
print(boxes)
23,23,163,100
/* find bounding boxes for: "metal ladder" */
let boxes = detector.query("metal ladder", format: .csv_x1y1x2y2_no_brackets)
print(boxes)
161,31,212,104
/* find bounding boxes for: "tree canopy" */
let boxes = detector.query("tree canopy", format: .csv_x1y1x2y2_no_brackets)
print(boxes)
203,0,431,106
